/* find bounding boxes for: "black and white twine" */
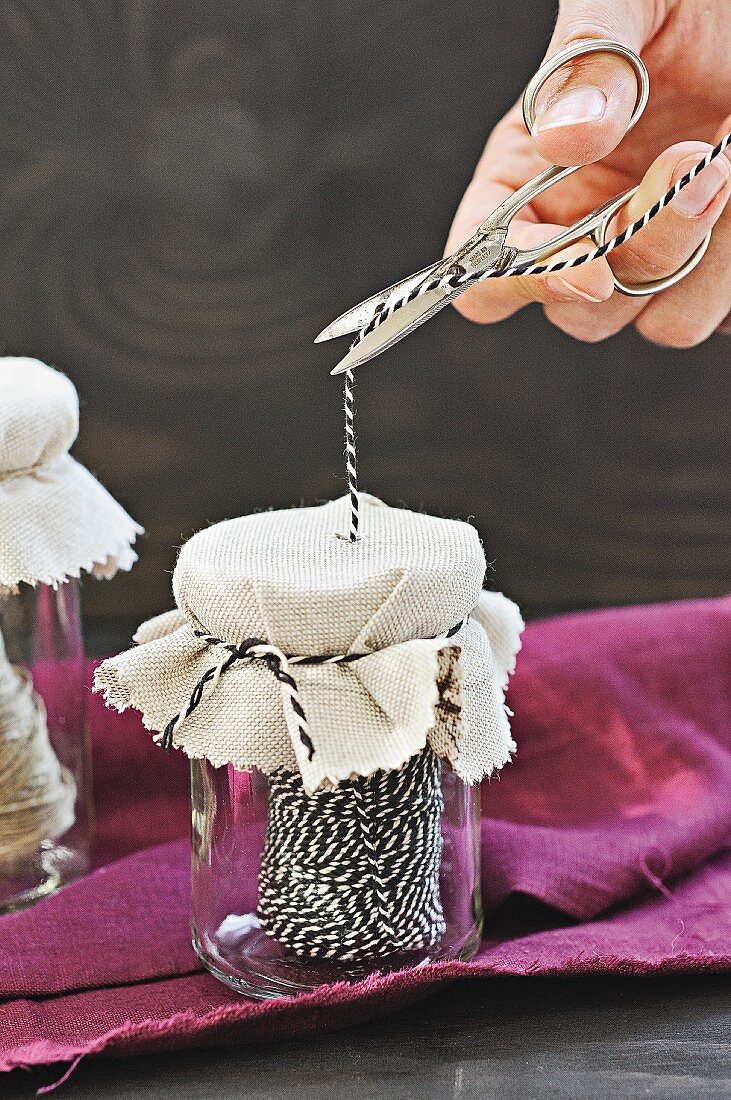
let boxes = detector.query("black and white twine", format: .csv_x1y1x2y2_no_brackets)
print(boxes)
160,633,366,759
352,134,731,346
338,136,731,542
258,747,445,961
161,628,462,961
158,633,355,759
159,621,466,759
343,368,359,542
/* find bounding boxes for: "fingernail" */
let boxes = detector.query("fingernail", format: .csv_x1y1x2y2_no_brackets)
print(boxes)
546,276,605,303
533,86,607,133
671,155,730,217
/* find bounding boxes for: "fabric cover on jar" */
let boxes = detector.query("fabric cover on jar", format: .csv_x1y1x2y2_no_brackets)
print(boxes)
96,495,522,962
95,493,522,794
0,357,142,592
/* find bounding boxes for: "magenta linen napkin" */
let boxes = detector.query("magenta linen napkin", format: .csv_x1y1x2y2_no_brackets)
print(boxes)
1,597,729,1071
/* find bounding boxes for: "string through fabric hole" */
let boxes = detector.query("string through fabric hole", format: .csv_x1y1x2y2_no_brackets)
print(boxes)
341,367,360,542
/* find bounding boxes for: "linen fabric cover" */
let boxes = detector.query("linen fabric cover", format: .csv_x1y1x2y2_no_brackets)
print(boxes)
0,357,142,591
95,494,523,792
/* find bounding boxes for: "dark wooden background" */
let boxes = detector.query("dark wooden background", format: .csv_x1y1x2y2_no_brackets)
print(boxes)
0,1,728,648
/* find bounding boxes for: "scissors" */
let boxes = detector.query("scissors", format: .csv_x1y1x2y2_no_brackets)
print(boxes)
317,39,712,375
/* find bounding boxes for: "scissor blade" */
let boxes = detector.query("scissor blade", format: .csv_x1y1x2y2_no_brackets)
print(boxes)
330,283,457,374
330,231,508,374
314,259,445,343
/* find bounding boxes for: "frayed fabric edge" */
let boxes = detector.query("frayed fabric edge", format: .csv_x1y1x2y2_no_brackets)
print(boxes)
2,948,728,1078
0,529,143,594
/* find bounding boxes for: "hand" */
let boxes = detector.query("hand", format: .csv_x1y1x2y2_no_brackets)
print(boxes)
446,0,731,346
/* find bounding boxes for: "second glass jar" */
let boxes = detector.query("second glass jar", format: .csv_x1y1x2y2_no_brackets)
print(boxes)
0,580,91,912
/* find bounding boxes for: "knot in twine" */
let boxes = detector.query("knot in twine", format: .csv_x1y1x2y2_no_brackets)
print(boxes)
159,621,466,760
159,634,357,760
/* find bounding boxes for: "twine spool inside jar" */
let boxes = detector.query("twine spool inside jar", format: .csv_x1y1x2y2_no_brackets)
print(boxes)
0,630,75,872
259,746,445,961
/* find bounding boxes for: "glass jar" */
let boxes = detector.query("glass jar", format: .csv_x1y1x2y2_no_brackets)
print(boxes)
191,749,482,998
0,580,91,912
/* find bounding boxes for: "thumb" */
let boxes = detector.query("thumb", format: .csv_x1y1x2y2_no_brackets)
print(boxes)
530,0,657,166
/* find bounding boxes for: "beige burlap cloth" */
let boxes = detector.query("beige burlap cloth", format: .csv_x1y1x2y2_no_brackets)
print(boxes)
0,357,142,592
95,494,522,793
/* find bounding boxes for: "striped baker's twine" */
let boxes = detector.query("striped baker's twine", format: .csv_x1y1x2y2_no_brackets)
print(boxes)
350,776,399,947
158,619,466,757
343,368,359,542
258,747,445,960
352,133,731,348
159,635,322,759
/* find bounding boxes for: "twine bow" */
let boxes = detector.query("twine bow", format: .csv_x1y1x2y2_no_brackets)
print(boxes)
159,620,466,760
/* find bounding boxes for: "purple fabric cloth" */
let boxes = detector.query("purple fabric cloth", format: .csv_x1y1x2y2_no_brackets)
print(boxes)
1,597,729,1071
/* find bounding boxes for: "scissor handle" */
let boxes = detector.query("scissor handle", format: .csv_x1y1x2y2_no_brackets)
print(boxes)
521,39,649,137
476,40,649,241
590,186,712,296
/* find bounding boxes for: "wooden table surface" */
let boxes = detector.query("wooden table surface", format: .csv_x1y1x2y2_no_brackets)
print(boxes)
7,974,730,1098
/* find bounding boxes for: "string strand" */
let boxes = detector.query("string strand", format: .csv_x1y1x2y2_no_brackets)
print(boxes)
343,368,359,541
158,620,466,756
159,636,316,761
0,633,75,868
352,134,731,347
339,137,731,541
